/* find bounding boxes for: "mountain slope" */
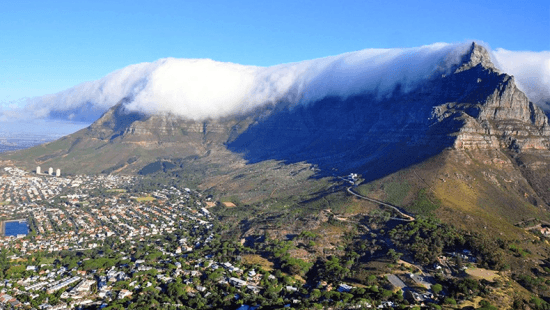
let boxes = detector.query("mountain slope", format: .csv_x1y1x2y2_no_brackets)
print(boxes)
3,42,550,214
229,43,549,190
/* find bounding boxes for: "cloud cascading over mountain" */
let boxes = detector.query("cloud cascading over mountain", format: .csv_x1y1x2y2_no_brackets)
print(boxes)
492,49,550,110
4,42,550,122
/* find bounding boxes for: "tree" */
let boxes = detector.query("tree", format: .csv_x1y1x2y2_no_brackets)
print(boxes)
366,274,377,285
478,300,498,310
0,249,8,279
443,297,457,305
386,249,402,263
431,283,442,295
311,289,321,300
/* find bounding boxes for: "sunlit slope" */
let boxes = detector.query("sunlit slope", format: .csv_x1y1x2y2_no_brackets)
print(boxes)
355,148,550,238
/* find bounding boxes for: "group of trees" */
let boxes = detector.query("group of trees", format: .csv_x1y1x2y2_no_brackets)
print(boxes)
388,218,507,270
267,239,313,277
389,218,465,265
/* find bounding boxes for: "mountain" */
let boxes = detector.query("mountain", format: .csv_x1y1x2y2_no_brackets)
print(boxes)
4,43,550,223
228,42,550,232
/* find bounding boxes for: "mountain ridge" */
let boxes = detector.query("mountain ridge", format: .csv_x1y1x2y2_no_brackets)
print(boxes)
3,42,550,211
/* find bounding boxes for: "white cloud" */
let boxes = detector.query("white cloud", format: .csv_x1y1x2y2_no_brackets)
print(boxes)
4,42,549,123
492,49,550,107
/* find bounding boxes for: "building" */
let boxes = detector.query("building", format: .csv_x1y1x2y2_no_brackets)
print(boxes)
56,169,61,177
48,167,53,175
118,289,132,299
36,166,41,174
337,283,353,292
229,277,247,288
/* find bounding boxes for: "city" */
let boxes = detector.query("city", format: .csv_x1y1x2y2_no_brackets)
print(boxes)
0,166,377,309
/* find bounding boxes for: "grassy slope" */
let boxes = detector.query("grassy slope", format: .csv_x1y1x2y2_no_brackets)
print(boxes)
355,148,550,239
3,128,201,175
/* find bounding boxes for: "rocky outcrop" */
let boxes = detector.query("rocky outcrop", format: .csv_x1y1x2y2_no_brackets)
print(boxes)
85,101,257,149
430,43,550,151
455,42,496,73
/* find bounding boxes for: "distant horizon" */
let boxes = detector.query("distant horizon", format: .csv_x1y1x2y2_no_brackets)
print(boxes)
0,119,88,136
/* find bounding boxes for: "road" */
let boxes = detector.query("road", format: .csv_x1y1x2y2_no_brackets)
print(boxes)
347,187,415,222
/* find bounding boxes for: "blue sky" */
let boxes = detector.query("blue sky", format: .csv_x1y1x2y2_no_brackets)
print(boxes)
0,0,548,130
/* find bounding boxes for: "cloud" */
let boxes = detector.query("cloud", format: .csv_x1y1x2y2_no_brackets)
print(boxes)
125,43,472,119
492,49,550,108
4,42,548,122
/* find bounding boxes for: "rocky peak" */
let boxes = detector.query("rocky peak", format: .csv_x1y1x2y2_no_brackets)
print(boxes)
433,43,550,151
455,42,497,73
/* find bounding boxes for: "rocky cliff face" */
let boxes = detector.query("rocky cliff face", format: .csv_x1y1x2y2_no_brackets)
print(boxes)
86,100,257,153
433,43,550,150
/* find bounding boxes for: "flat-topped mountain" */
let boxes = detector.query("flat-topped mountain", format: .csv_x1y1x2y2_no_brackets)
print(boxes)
4,42,550,211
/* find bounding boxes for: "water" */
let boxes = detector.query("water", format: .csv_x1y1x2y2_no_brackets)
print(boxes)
4,221,28,236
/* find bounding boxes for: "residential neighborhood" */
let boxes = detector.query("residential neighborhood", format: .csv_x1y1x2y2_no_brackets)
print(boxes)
0,166,516,309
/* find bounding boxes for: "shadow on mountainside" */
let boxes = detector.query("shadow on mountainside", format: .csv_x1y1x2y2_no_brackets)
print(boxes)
227,93,458,183
228,60,511,182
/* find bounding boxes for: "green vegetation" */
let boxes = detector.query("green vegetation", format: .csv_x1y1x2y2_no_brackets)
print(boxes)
389,218,507,270
389,218,465,265
384,180,410,206
407,188,440,216
106,189,126,193
134,196,156,202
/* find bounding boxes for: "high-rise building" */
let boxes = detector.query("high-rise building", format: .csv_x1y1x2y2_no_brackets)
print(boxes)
36,166,41,174
48,167,53,175
56,169,61,177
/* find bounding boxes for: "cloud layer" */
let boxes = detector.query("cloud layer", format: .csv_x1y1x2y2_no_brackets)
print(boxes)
4,42,549,122
492,49,550,109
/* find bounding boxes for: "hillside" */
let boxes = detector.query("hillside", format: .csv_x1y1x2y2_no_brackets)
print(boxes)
2,42,550,308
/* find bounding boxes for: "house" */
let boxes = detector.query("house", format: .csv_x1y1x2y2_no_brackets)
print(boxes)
229,277,247,288
222,202,236,208
248,269,256,277
378,301,394,309
247,285,261,294
285,286,298,292
26,266,37,272
337,283,353,293
118,289,132,299
196,285,206,292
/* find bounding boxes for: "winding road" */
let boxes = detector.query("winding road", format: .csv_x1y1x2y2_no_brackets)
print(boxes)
347,187,415,222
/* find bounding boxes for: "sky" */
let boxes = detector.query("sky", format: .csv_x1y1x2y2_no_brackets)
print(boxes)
0,0,549,133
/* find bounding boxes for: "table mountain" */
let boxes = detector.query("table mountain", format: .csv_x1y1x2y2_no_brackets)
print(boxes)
4,42,550,212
